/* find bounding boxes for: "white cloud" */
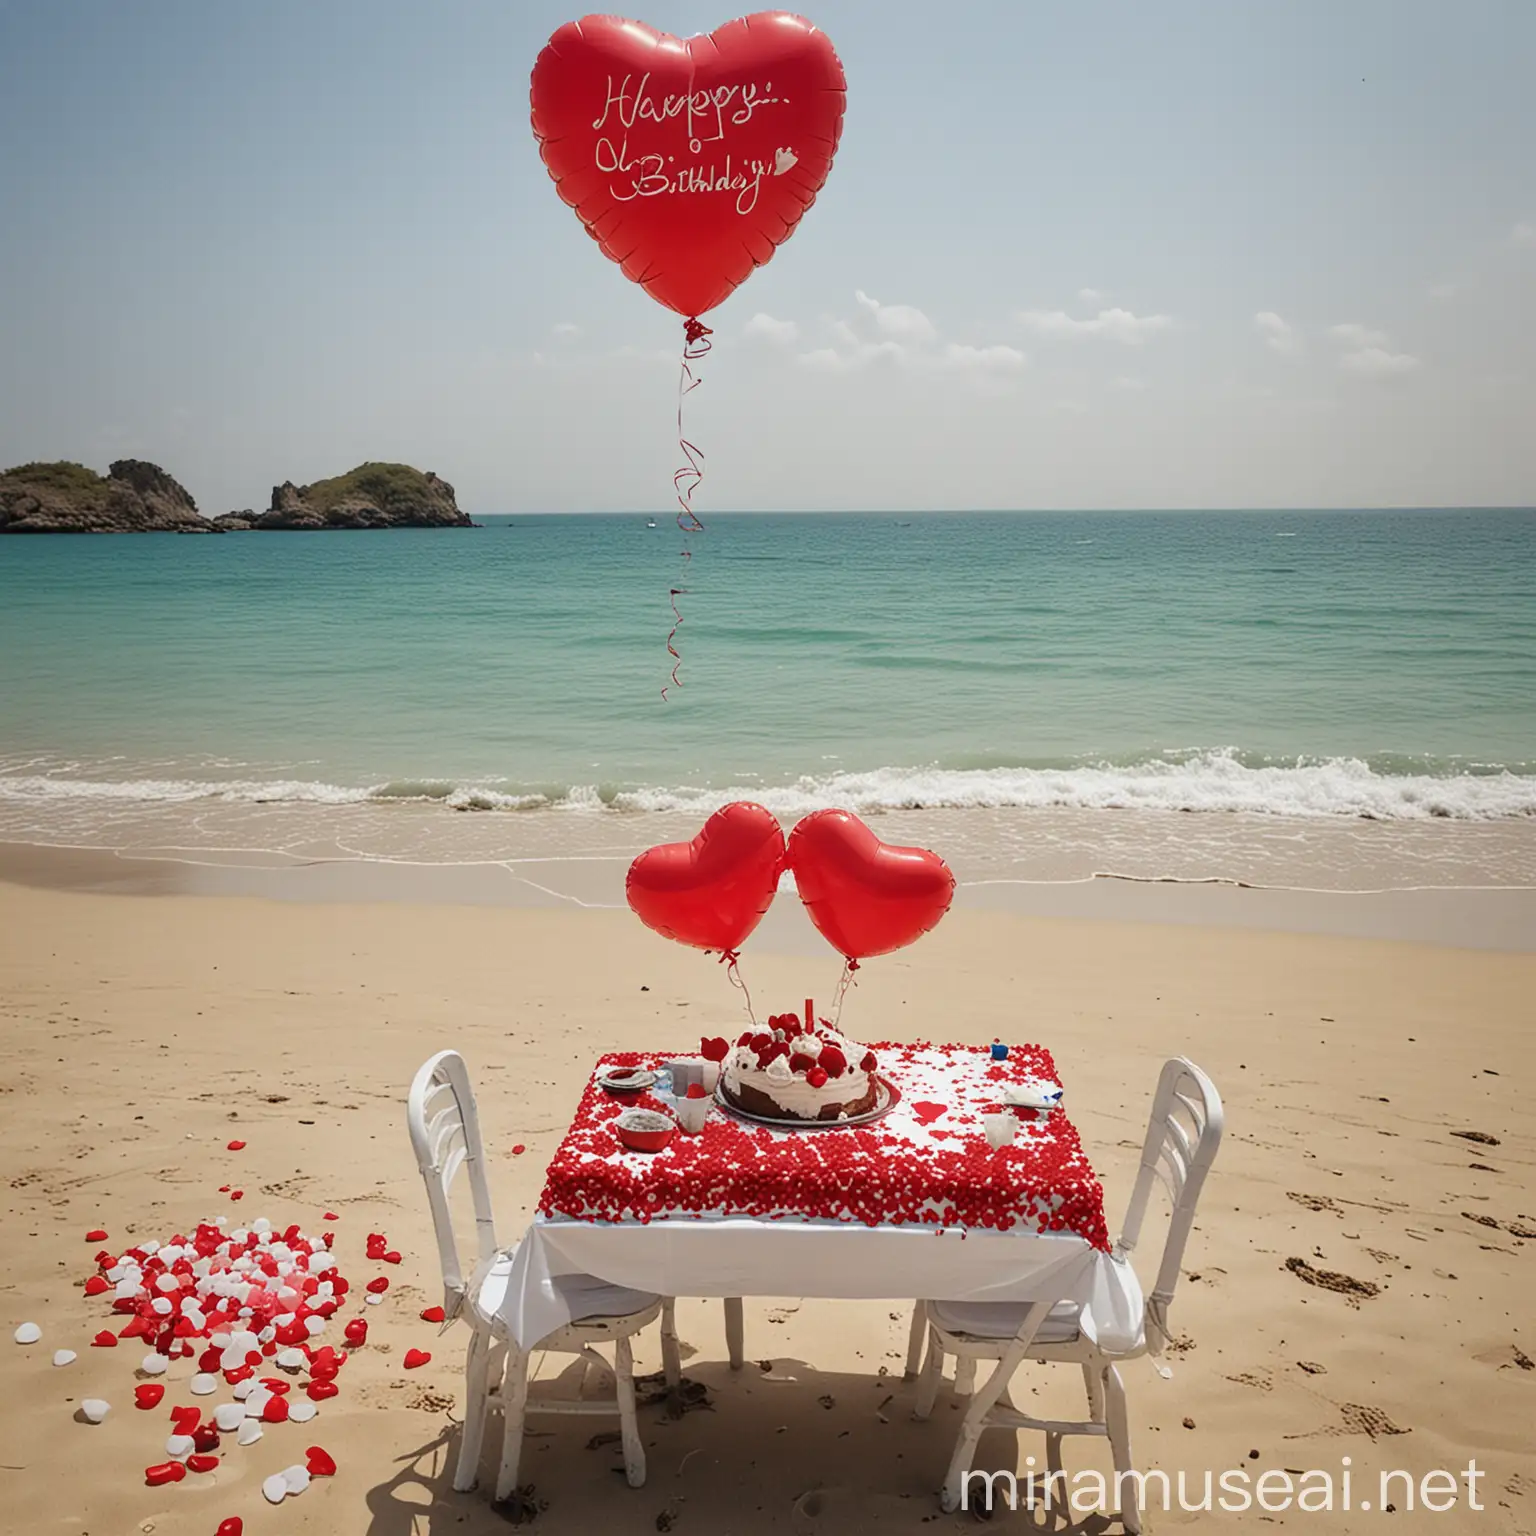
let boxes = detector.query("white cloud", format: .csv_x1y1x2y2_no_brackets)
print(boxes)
1329,321,1419,378
1016,306,1173,345
1329,322,1388,349
551,321,582,338
1078,287,1105,304
1339,346,1420,377
1511,221,1536,248
792,295,1022,378
1254,311,1301,355
938,343,1026,372
742,312,798,345
854,289,938,343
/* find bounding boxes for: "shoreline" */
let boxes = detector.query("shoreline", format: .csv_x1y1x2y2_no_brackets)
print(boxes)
4,837,1533,952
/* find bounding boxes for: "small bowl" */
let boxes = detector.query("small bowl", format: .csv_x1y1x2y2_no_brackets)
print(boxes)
613,1107,676,1153
598,1067,657,1098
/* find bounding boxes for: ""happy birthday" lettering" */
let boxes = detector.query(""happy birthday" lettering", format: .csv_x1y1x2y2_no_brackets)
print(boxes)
592,72,785,152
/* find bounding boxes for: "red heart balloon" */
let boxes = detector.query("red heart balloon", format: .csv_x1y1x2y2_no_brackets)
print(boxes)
531,12,846,318
626,801,785,952
786,809,956,960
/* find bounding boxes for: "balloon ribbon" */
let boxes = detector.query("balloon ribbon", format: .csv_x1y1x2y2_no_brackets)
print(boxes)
662,316,713,701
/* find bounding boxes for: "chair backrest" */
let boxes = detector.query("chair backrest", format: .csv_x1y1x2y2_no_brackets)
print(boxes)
406,1050,499,1317
1115,1057,1224,1326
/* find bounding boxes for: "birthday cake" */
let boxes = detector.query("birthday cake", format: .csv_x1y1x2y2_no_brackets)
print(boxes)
709,1009,881,1124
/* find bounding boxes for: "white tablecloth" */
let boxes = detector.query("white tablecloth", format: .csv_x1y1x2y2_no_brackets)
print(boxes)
499,1213,1143,1352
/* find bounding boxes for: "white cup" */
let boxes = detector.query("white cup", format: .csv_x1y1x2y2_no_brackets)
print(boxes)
675,1094,711,1134
982,1112,1017,1149
665,1058,706,1097
699,1060,721,1094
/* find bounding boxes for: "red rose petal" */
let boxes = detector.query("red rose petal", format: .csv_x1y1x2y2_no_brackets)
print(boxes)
228,1190,243,1201
261,1395,289,1423
85,1229,108,1243
91,1330,118,1348
511,1143,527,1155
402,1348,431,1370
382,1251,402,1265
323,1212,339,1221
226,1140,246,1151
306,1380,339,1400
419,1306,445,1323
144,1461,186,1486
187,1454,220,1474
134,1384,165,1409
305,1445,337,1477
343,1319,368,1345
83,1275,110,1296
217,1520,244,1536
366,1277,389,1294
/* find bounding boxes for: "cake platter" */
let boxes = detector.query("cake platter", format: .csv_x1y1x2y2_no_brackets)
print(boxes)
713,1074,903,1131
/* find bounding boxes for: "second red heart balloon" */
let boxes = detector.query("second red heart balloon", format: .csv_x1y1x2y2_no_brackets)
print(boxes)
786,809,956,961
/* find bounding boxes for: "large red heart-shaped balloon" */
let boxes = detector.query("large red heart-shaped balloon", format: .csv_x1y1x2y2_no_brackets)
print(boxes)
531,12,846,318
786,809,956,960
627,801,786,951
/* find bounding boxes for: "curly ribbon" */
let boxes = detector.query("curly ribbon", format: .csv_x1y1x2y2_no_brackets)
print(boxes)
709,946,756,1024
662,316,714,701
832,957,859,1028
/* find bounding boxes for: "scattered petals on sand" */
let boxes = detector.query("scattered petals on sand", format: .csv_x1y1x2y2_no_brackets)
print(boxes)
165,1432,195,1459
511,1144,527,1156
366,1276,389,1294
145,1460,187,1486
216,1519,243,1536
305,1445,337,1476
91,1330,118,1348
282,1463,311,1495
229,1190,244,1201
262,1472,289,1504
402,1348,431,1369
80,1398,110,1423
323,1212,339,1221
214,1403,245,1432
420,1306,445,1323
13,1322,41,1345
187,1453,220,1473
226,1140,246,1151
83,1275,109,1296
344,1318,368,1344
236,1419,263,1446
134,1383,165,1409
85,1229,108,1243
53,1348,77,1366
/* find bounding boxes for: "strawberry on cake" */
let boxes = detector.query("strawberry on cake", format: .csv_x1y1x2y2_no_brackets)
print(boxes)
706,1006,881,1123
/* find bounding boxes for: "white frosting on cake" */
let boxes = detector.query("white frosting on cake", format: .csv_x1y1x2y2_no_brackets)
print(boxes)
721,1021,877,1121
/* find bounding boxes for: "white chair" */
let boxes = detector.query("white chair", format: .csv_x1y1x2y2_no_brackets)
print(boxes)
407,1050,681,1502
912,1057,1224,1527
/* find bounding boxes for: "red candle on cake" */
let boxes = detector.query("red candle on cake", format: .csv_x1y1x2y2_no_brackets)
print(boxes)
804,998,814,1032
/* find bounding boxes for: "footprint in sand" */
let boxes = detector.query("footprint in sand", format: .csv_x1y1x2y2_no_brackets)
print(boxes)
1284,1257,1380,1304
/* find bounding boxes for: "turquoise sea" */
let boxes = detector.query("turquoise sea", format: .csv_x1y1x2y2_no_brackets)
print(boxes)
2,509,1535,883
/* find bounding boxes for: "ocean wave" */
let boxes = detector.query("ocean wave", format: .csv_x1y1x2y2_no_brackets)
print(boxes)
1,750,1534,822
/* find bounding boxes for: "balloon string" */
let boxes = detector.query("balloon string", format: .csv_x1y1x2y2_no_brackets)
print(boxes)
717,946,756,1025
662,316,713,702
832,957,858,1028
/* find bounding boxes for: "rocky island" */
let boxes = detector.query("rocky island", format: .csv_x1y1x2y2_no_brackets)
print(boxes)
216,463,474,530
0,460,213,533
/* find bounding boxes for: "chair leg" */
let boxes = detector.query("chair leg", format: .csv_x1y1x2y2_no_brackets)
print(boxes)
493,1345,530,1505
939,1349,1022,1514
452,1325,492,1492
912,1326,944,1420
904,1302,928,1380
1104,1364,1141,1535
660,1298,681,1389
953,1355,977,1397
614,1335,647,1488
1083,1360,1106,1423
723,1296,744,1369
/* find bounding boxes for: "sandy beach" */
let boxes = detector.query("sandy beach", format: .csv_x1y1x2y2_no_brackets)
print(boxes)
2,861,1532,1534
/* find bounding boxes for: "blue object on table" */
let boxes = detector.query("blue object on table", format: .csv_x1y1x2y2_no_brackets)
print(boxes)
990,1042,1008,1060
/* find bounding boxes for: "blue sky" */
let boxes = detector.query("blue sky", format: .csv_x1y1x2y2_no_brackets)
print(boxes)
1,0,1533,513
